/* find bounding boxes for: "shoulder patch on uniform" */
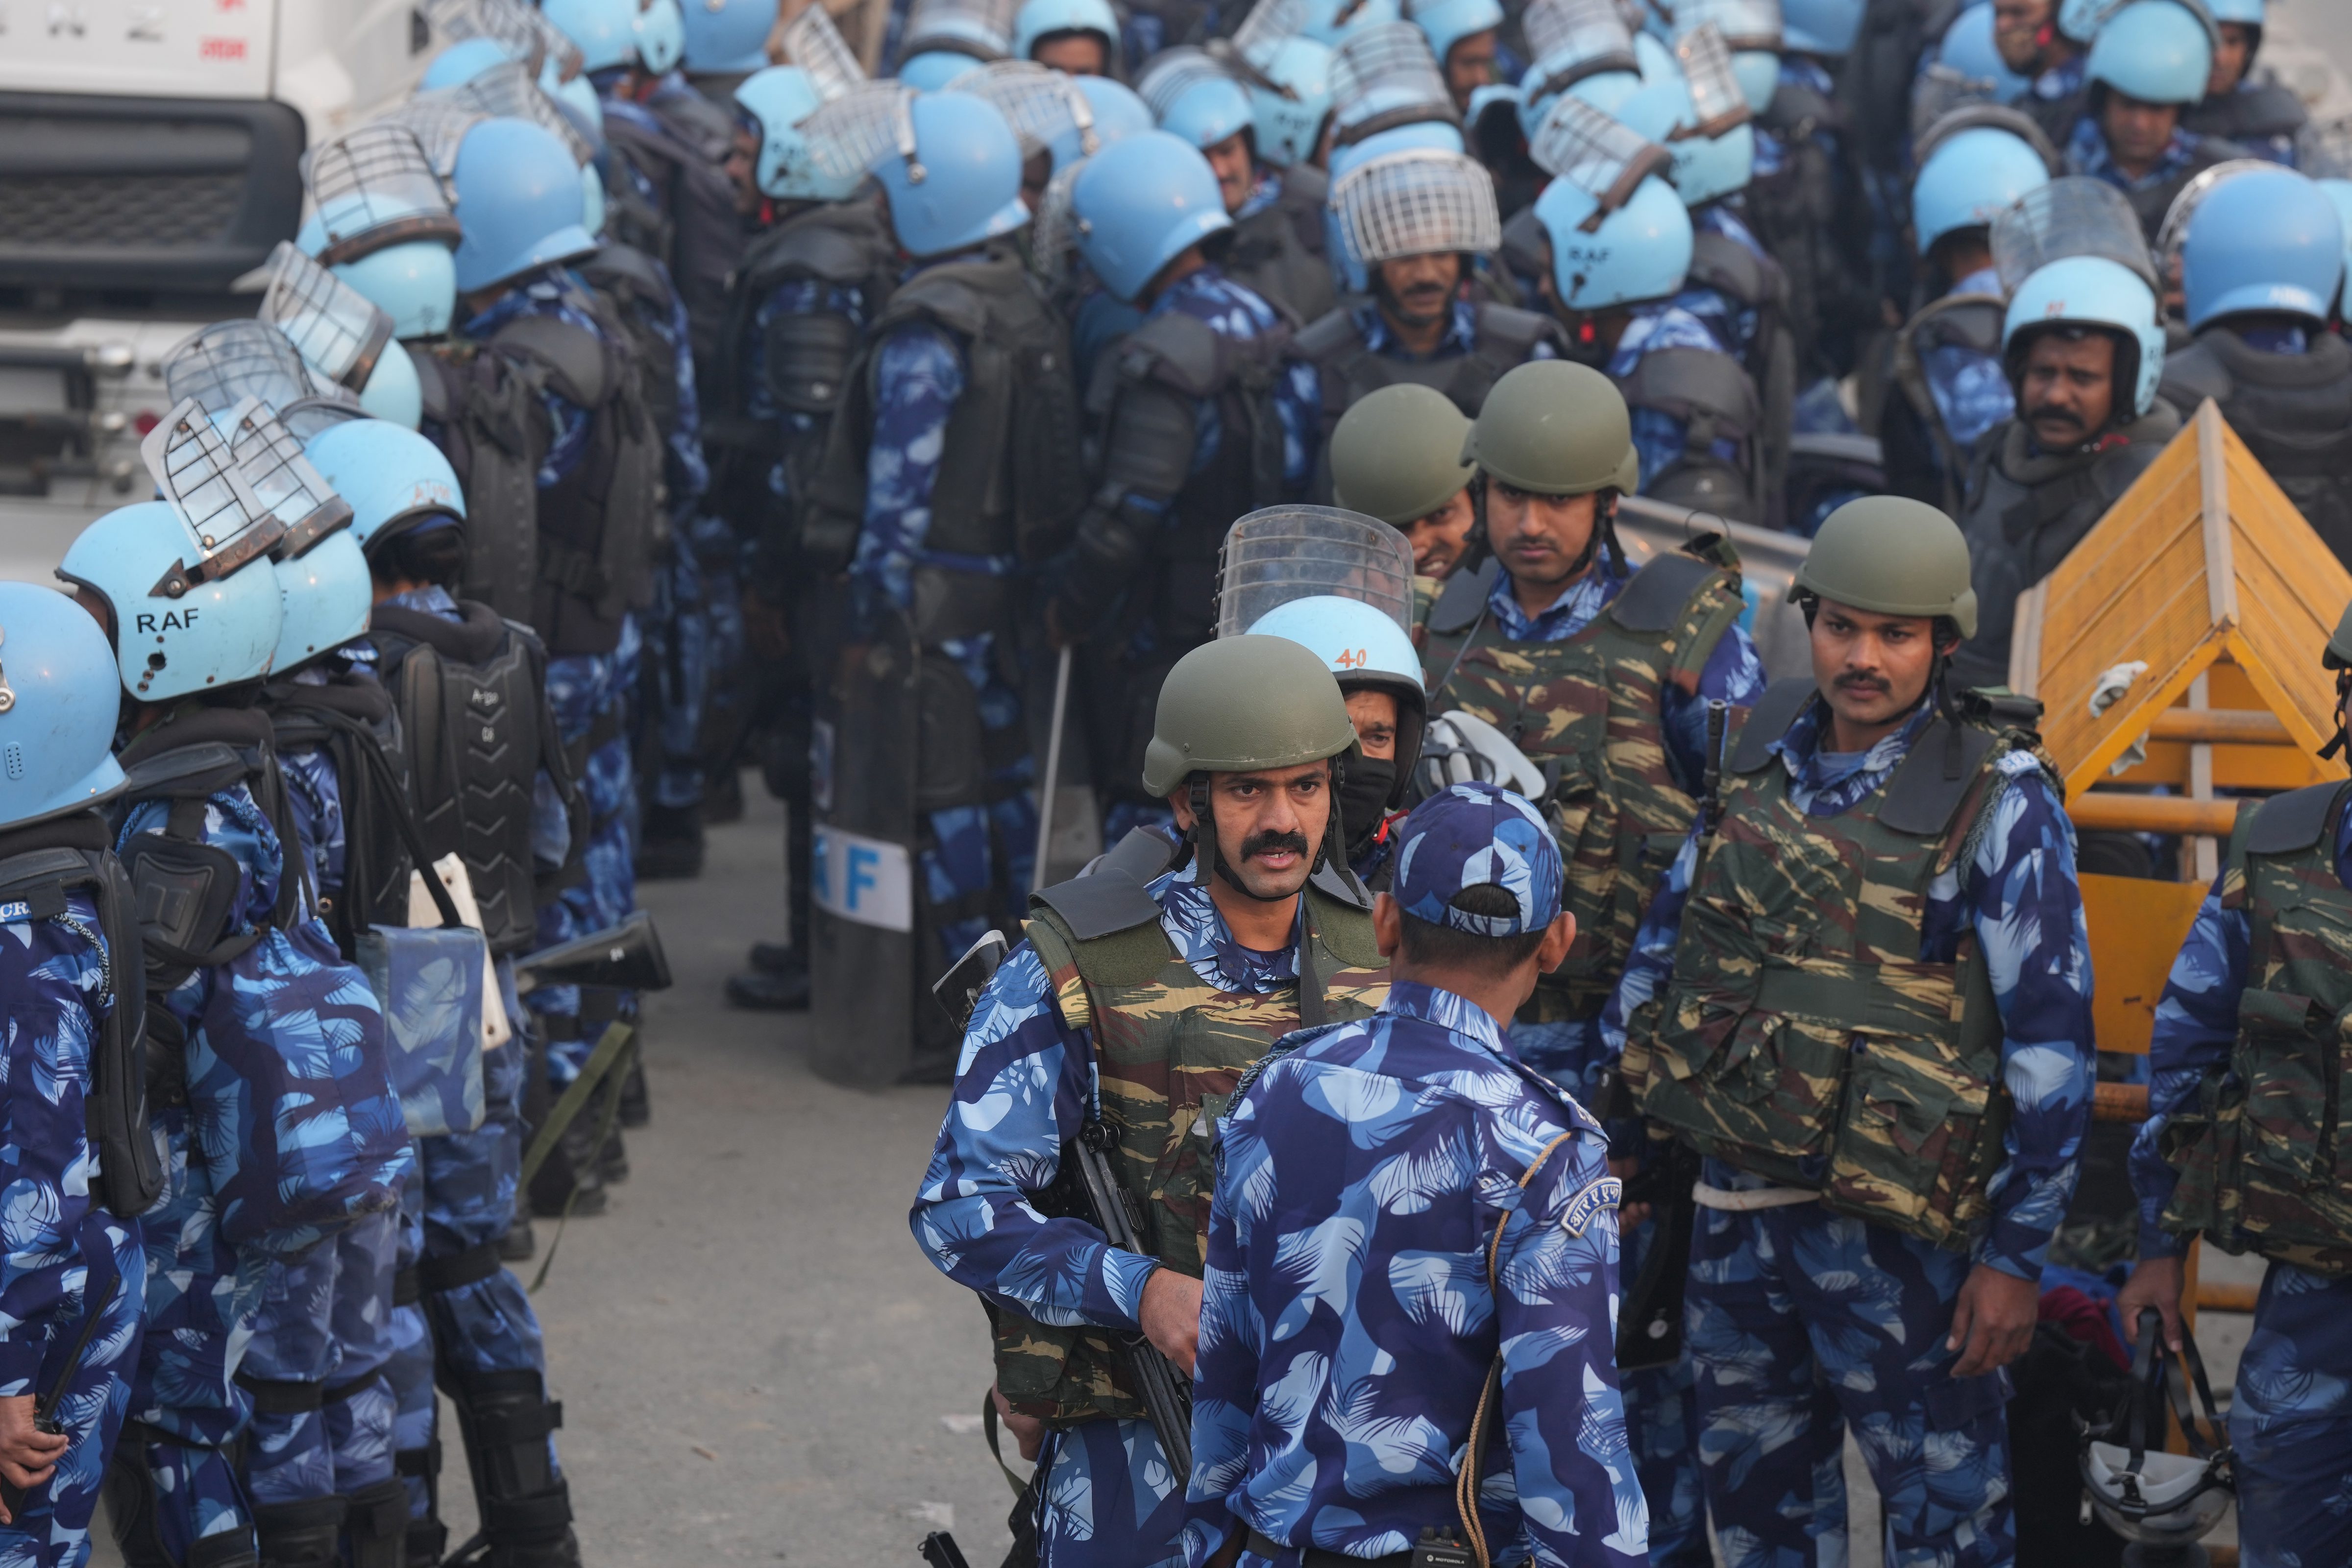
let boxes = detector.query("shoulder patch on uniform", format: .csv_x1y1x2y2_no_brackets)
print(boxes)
0,900,30,924
1559,1174,1621,1237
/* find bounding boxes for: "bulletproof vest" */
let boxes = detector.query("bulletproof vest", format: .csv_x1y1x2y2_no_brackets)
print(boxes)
2160,327,2352,569
1220,166,1336,327
2184,79,2308,149
1951,403,2181,690
1751,76,1868,378
262,672,413,959
489,294,664,655
576,242,684,447
806,245,1085,632
369,601,558,957
0,811,161,1219
1890,290,2008,512
1623,679,2034,1252
1419,543,1749,1020
2159,781,2352,1277
705,199,897,545
1294,296,1565,429
1690,227,1796,513
992,867,1390,1426
603,99,745,384
414,344,545,628
1614,343,1767,525
1096,304,1296,647
2119,134,2250,243
1842,0,1940,177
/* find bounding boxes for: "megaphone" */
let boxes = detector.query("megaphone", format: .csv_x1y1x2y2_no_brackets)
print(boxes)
514,911,673,995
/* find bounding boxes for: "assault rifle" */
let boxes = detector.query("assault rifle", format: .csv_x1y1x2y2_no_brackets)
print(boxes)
931,932,1195,1480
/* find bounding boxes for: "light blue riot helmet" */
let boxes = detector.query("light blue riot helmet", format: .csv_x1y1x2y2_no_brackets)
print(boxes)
636,0,687,72
1520,0,1642,115
1013,0,1118,63
1413,0,1505,72
2003,256,2168,415
449,119,598,292
1613,28,1755,207
1729,49,1781,110
1250,35,1336,167
58,502,284,702
1074,74,1154,143
1139,49,1257,148
1528,97,1691,309
736,66,864,199
874,90,1031,256
0,584,129,828
356,340,424,428
304,417,466,556
543,0,640,72
581,160,608,236
544,61,608,132
1913,125,2054,252
1670,0,1783,109
422,36,522,89
2085,0,2214,106
1631,29,1679,79
1781,0,1863,54
2182,166,2346,328
1070,130,1232,300
683,0,775,72
900,49,987,88
302,122,464,264
2206,0,2260,21
1301,0,1401,44
1325,119,1468,288
1937,0,2031,100
1329,21,1458,147
270,529,372,673
1246,594,1427,789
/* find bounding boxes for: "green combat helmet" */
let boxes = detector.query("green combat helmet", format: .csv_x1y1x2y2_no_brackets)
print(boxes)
1329,384,1477,528
1462,359,1635,496
1143,634,1360,888
1793,496,1978,638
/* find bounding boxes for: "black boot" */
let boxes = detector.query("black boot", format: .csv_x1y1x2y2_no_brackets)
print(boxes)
343,1478,410,1568
440,1370,581,1568
634,801,704,881
498,1215,537,1263
253,1495,347,1568
725,948,809,1011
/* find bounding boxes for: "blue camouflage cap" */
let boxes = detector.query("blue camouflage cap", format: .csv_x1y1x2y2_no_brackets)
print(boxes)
1392,780,1563,938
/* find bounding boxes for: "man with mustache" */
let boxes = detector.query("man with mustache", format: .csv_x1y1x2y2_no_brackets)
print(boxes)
910,635,1390,1568
1604,497,2095,1568
1949,179,2179,691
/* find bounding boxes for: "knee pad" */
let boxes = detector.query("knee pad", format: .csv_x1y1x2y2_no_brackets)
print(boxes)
440,1369,574,1559
252,1496,346,1568
343,1478,410,1568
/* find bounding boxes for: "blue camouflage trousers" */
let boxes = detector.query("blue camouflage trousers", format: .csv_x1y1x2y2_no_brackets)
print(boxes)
386,1151,438,1532
536,630,640,1082
690,513,748,785
921,635,1036,965
244,1209,401,1507
1032,1416,1183,1568
2234,1263,2352,1568
1686,1186,2015,1568
0,1221,144,1568
1619,1214,1708,1568
639,529,710,815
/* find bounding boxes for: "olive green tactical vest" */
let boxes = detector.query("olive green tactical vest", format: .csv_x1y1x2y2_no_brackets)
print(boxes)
991,872,1390,1426
1622,681,2028,1253
1419,540,1747,1022
2159,781,2352,1277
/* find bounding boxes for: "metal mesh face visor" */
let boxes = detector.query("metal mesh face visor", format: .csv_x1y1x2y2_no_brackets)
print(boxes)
378,97,489,187
965,61,1097,159
1993,175,2159,294
140,397,291,589
1232,0,1311,68
780,4,867,99
162,321,316,419
803,81,922,183
1670,0,1781,51
425,0,585,81
1029,160,1082,284
1215,505,1418,637
256,243,398,394
302,125,463,264
1329,22,1456,142
1522,0,1637,96
2154,158,2276,285
1673,24,1752,137
435,61,594,166
1138,48,1238,120
1332,148,1500,262
221,398,354,558
903,0,1016,59
1528,95,1672,218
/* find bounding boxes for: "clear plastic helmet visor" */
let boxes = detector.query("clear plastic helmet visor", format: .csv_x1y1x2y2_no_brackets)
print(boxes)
162,321,315,418
964,59,1099,163
1215,505,1419,637
303,124,463,264
257,242,398,392
801,81,922,185
1993,174,2159,295
434,59,596,166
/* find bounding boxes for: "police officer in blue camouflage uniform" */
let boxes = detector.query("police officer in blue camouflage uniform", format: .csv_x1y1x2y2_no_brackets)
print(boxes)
913,633,1387,1568
1185,780,1645,1568
0,584,155,1568
1996,0,2093,144
2064,0,2247,240
1604,497,2096,1568
448,116,659,1191
312,414,589,1568
2116,596,2352,1568
1042,130,1322,845
2185,0,2305,166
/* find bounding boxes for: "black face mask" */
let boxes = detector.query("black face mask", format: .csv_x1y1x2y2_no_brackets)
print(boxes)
1339,755,1398,859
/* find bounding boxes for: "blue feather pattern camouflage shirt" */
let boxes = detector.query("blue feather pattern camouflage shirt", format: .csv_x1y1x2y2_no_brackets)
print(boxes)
1184,981,1646,1568
1605,697,2095,1279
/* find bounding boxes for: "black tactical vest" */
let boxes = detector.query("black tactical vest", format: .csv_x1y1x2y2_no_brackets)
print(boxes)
261,671,413,960
2115,133,2250,243
1951,405,2181,689
0,811,161,1219
2184,79,2307,150
1690,225,1797,513
604,95,746,387
1296,297,1563,432
805,245,1086,636
1221,165,1336,327
369,602,574,957
414,345,545,629
1751,74,1868,379
1614,343,1767,525
576,242,685,451
2160,326,2352,570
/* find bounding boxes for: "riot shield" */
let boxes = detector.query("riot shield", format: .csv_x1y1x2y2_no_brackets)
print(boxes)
808,603,924,1088
1214,504,1417,637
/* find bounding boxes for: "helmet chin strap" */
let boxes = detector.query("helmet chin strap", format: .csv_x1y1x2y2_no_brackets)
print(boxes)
2325,670,2352,763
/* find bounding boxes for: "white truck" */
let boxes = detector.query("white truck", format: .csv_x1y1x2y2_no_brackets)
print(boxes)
0,0,432,575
